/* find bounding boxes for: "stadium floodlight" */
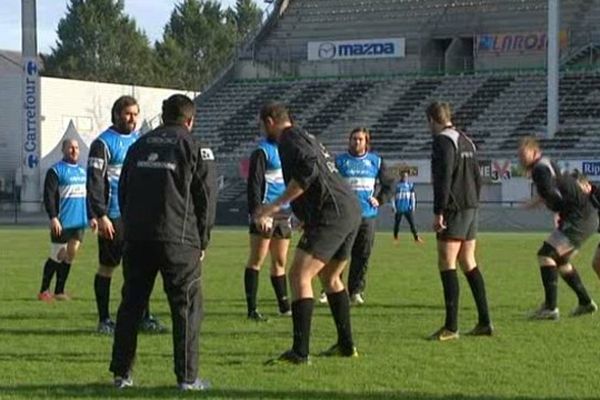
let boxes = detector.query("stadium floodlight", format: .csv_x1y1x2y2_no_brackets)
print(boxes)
21,0,41,212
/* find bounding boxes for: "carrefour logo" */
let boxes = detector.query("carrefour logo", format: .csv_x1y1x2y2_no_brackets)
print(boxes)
26,61,37,76
24,154,39,168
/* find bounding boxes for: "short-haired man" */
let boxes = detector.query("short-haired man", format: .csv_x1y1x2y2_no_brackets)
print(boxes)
393,171,423,244
110,94,217,390
256,102,361,364
427,101,492,341
519,137,597,320
38,139,87,302
87,95,164,334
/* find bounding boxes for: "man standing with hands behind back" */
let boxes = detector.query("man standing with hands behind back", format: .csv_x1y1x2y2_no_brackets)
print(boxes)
110,94,217,390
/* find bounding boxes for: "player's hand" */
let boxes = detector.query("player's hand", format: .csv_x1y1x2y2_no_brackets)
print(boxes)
255,203,280,221
432,214,446,233
98,215,115,240
89,218,98,234
50,218,62,238
553,214,562,229
257,216,274,233
368,197,380,208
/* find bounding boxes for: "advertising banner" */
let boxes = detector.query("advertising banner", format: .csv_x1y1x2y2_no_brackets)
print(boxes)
476,31,568,54
308,38,405,61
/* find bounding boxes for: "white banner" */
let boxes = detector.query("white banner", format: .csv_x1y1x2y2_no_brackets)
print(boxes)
308,38,405,61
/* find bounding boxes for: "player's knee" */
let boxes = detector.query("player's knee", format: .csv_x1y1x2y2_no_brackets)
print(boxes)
537,242,566,266
50,244,67,263
557,263,573,275
270,262,285,275
97,264,115,277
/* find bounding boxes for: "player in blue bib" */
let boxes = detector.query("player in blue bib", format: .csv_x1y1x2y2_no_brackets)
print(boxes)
38,139,87,302
245,135,293,321
87,96,165,334
392,171,423,243
334,127,395,305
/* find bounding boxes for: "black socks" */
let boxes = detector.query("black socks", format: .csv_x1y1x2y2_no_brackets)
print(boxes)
465,267,491,326
94,274,112,322
271,275,290,313
540,266,559,310
40,258,60,293
244,268,259,315
560,267,592,306
291,298,314,358
54,262,71,295
440,270,459,332
326,290,354,351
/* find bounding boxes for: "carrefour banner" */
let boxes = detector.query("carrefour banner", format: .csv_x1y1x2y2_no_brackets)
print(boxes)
308,38,405,61
476,31,568,53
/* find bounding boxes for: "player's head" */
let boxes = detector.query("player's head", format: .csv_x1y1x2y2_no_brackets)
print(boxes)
259,102,292,141
162,94,196,131
348,127,370,156
61,139,79,163
572,170,592,194
400,171,409,181
425,101,452,134
518,136,541,169
111,95,139,134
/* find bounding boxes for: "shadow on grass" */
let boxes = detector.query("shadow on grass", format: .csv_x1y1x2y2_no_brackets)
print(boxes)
0,385,593,400
0,327,99,336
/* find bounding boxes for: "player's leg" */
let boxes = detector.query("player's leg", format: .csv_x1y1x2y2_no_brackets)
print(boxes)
95,232,120,333
245,228,271,320
433,238,462,339
38,234,66,302
110,241,159,387
348,218,375,304
54,233,82,300
557,260,597,316
405,212,423,243
269,227,291,315
458,240,492,335
159,243,207,389
393,212,402,241
592,245,600,280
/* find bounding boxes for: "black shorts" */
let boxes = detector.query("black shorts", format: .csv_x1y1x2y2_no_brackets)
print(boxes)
297,216,360,262
98,217,124,267
51,228,85,244
249,218,292,240
558,215,598,249
438,208,478,241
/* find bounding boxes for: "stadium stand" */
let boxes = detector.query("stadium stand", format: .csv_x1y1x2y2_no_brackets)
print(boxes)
193,0,600,206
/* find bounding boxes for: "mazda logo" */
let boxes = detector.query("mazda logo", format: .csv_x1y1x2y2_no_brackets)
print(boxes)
318,43,336,59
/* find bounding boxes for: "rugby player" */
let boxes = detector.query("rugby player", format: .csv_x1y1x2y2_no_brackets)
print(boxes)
519,138,598,320
256,102,361,363
428,101,492,341
393,171,423,244
38,139,87,302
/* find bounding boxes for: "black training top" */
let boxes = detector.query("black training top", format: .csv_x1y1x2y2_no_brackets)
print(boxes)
431,127,481,215
531,157,593,221
247,149,267,216
43,168,59,220
278,126,360,228
119,125,218,250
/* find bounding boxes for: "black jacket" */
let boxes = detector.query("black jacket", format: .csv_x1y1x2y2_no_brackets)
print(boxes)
119,125,217,250
431,127,481,215
278,126,360,228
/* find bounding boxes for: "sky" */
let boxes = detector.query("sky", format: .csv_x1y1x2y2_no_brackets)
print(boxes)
0,0,263,54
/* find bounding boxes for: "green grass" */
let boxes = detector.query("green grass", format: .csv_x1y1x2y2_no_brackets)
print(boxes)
1,229,600,399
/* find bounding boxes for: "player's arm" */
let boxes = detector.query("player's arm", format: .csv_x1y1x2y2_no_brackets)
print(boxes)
410,184,417,211
86,140,109,219
374,158,395,206
532,166,563,212
118,150,132,219
247,149,267,217
43,168,62,237
432,136,454,215
191,144,214,252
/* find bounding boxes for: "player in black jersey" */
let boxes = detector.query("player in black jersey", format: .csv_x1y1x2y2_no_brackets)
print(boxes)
519,137,597,320
255,102,361,364
428,101,492,341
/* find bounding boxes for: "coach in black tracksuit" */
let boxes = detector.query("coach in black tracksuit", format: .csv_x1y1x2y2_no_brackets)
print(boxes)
109,95,217,390
428,101,492,341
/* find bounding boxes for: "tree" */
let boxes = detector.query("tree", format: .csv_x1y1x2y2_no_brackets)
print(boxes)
42,0,157,86
154,0,237,90
233,0,263,39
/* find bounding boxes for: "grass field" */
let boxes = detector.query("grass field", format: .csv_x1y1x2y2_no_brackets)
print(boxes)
1,228,600,399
